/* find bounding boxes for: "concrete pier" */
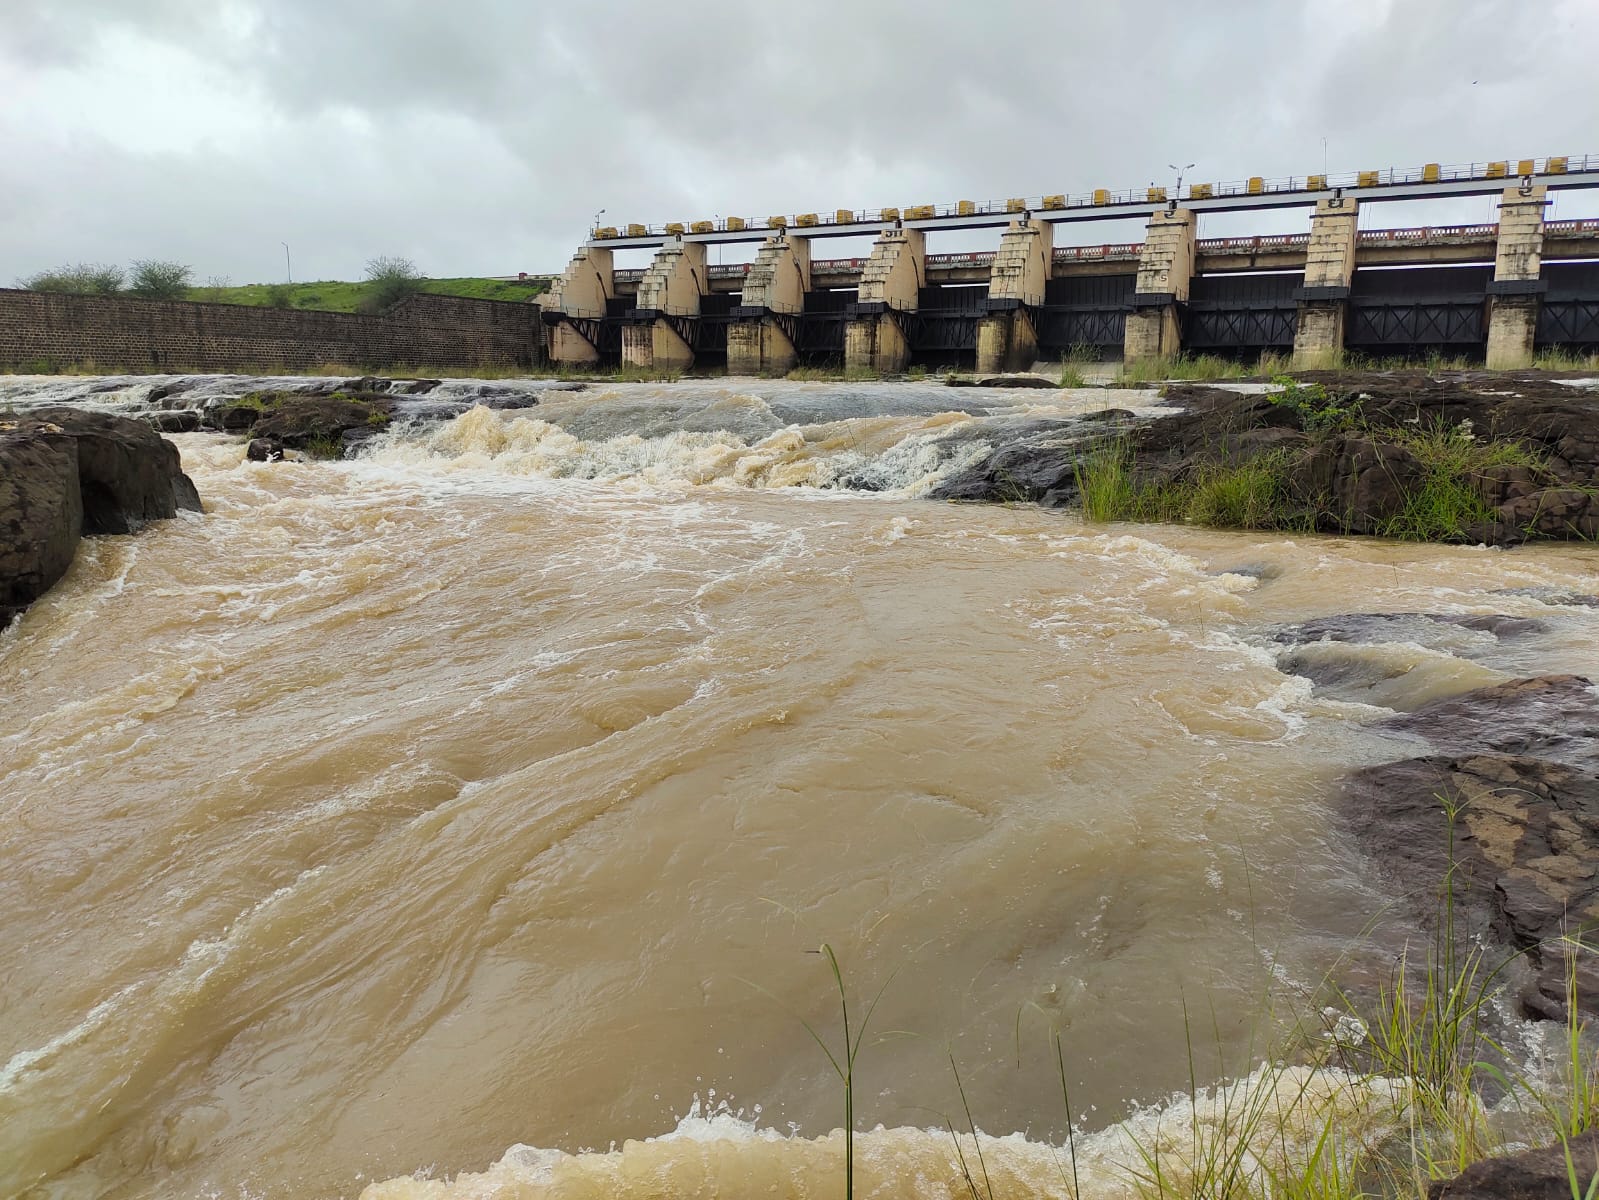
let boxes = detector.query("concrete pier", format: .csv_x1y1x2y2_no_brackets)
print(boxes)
727,233,811,375
845,227,924,374
975,217,1053,373
1291,197,1360,369
542,246,614,365
1122,209,1195,363
1486,185,1547,369
623,236,708,370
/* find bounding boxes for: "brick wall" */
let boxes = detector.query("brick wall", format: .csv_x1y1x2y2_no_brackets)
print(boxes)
0,289,540,373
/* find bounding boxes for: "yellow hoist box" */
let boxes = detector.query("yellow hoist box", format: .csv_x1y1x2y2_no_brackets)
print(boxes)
796,213,819,227
956,200,976,216
1189,183,1213,199
689,220,714,234
1042,194,1066,209
1548,156,1569,174
664,222,686,235
835,209,855,224
594,226,619,240
625,223,647,237
880,207,899,222
1005,197,1027,213
1306,174,1327,191
725,217,746,231
905,204,936,220
1485,161,1508,178
1247,176,1264,194
1146,187,1166,203
767,215,788,229
1092,189,1110,205
1518,158,1536,177
1357,170,1379,187
1422,163,1440,182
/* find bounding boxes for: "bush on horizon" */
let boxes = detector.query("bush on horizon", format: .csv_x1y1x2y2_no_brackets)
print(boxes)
128,259,194,300
360,255,424,313
18,262,125,295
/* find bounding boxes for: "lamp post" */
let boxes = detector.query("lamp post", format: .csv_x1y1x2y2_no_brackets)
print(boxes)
592,208,606,236
282,242,292,283
1168,162,1195,201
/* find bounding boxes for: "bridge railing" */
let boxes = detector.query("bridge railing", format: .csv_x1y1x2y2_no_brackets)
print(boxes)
602,219,1599,286
592,155,1599,240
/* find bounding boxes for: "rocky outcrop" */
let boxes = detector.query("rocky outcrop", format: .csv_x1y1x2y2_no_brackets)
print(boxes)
1430,1129,1599,1198
0,407,201,625
932,371,1599,545
205,390,394,457
1340,676,1599,1020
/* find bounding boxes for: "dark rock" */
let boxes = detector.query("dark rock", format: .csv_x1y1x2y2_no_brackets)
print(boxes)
216,404,260,432
1429,1129,1599,1197
975,374,1058,389
246,438,283,462
0,433,83,626
0,407,201,624
1342,676,1599,1020
1287,433,1427,534
393,379,443,395
1209,562,1283,581
1497,588,1599,609
245,394,393,449
945,376,979,388
144,411,200,434
1497,487,1599,540
1273,610,1546,649
476,393,542,411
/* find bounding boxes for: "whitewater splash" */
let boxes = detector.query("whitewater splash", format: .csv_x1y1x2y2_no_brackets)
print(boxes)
362,1065,1407,1199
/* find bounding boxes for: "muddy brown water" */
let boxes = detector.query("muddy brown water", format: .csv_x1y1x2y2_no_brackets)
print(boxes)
3,378,1599,1198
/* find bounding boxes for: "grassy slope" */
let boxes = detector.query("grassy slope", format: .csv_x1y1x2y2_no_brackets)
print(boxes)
184,277,548,312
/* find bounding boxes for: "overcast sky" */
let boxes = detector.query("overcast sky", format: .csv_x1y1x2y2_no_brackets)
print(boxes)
2,0,1596,284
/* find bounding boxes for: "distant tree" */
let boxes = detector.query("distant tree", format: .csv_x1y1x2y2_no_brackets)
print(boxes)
360,255,423,312
264,282,294,308
204,274,232,290
19,263,124,294
128,259,194,299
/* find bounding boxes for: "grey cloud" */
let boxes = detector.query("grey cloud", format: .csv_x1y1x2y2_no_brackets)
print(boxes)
1,0,1593,283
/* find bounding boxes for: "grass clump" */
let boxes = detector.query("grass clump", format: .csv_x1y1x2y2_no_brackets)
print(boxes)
786,364,883,382
1376,419,1543,542
1075,438,1292,530
1115,352,1290,386
301,433,346,459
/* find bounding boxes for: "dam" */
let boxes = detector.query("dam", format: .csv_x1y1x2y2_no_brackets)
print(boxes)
538,155,1599,373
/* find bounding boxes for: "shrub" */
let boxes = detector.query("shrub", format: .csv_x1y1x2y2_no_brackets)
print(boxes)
1267,375,1358,431
19,263,124,294
264,283,295,308
128,259,193,299
360,255,423,312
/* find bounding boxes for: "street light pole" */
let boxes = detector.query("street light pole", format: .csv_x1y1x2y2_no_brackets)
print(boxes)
1168,162,1195,200
282,242,292,283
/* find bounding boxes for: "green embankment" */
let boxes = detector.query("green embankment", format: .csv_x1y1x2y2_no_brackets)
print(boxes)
184,277,548,312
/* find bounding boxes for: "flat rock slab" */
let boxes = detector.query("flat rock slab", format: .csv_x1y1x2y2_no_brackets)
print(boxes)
1341,675,1599,1019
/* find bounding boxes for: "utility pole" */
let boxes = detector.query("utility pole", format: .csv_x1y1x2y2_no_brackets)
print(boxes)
282,242,292,283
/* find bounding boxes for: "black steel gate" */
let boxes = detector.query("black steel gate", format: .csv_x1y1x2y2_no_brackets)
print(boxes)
1538,261,1599,350
1036,274,1134,355
1183,272,1299,353
1347,265,1489,354
692,292,738,363
796,289,854,363
905,285,985,363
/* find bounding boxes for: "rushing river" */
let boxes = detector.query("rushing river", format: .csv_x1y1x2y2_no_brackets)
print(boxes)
3,375,1599,1199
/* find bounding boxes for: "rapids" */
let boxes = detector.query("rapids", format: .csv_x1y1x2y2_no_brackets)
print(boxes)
4,375,1599,1198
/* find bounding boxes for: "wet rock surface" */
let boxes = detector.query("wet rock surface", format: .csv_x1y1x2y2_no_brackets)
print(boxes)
1430,1128,1599,1198
1341,675,1599,1019
0,407,201,625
